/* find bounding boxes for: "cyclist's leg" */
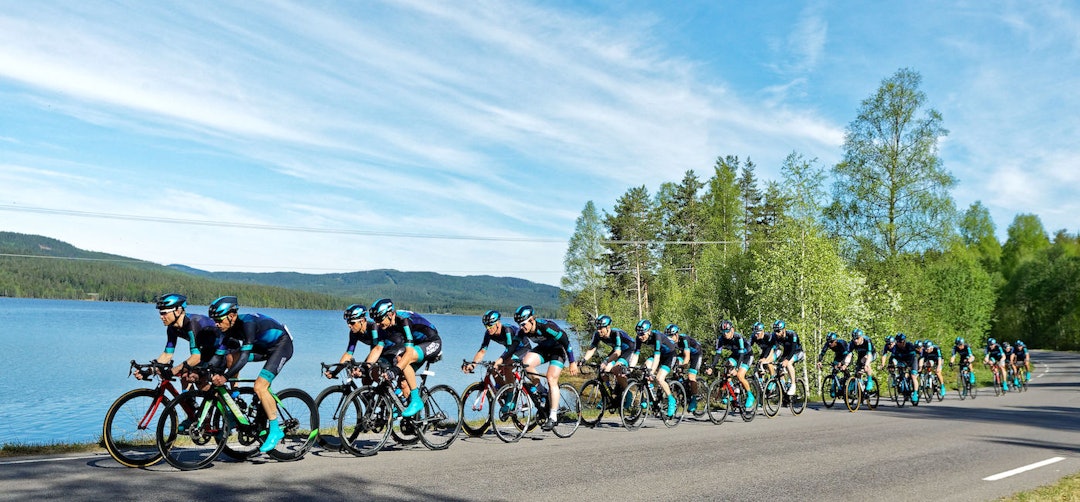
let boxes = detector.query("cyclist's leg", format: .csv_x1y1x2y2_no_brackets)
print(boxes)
256,338,293,452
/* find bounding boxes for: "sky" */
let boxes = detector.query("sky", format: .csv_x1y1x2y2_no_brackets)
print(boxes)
1,1,1078,287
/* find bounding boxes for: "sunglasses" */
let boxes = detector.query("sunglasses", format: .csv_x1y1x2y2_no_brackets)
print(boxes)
348,319,364,325
158,309,177,317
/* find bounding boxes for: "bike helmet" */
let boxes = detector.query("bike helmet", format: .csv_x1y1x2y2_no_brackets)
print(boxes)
987,337,997,346
751,322,765,335
156,293,187,311
635,319,652,335
955,337,965,345
513,305,534,324
826,332,839,342
209,296,239,320
885,335,895,344
851,328,864,339
1016,340,1025,348
720,320,734,333
482,310,501,326
370,298,395,322
1003,342,1011,348
664,323,680,336
915,341,924,348
595,315,612,329
773,320,785,333
344,304,367,322
895,333,906,342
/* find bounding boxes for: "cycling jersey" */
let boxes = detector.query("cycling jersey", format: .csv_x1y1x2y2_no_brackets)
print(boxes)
712,331,752,368
164,313,226,361
1014,347,1029,360
922,345,941,362
986,344,1005,362
952,344,974,359
522,319,576,367
221,313,294,381
675,333,704,372
750,331,778,359
346,323,376,355
638,330,678,370
479,324,531,360
881,342,896,357
588,328,637,358
775,330,803,361
848,338,874,362
818,340,851,364
890,341,919,371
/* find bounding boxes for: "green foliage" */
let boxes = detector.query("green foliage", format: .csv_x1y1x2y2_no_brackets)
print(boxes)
562,201,609,328
1000,213,1050,280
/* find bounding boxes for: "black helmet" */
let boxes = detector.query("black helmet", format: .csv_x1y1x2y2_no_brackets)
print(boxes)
344,304,367,322
851,328,864,339
720,320,733,333
896,333,906,342
209,296,239,320
664,323,680,336
885,336,895,343
773,320,785,333
827,332,839,342
482,310,501,326
595,315,612,329
156,293,187,311
635,319,652,335
955,337,965,345
751,322,765,335
513,305,534,324
370,298,395,322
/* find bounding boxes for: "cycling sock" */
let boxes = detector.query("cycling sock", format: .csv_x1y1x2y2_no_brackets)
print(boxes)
403,388,423,417
259,419,283,453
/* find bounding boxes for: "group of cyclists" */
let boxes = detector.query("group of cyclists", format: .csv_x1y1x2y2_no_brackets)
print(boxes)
142,292,1034,464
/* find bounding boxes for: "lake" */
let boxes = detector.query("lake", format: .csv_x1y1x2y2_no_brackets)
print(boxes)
0,297,578,445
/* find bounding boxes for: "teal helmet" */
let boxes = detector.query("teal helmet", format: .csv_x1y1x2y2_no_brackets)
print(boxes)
209,296,239,320
513,305,535,324
370,298,395,322
664,323,680,336
635,319,652,335
344,304,367,322
482,310,501,326
595,315,613,329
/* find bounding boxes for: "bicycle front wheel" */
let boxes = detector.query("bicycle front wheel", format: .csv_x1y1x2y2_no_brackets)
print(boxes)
338,386,392,457
264,388,317,461
490,385,533,443
315,384,358,450
706,380,730,425
460,381,492,437
821,378,837,408
844,376,862,412
865,376,879,410
577,379,606,428
789,379,807,416
417,384,462,450
221,387,262,461
551,384,581,438
660,381,685,428
103,388,168,467
156,390,225,471
619,381,647,431
761,378,781,418
956,373,967,400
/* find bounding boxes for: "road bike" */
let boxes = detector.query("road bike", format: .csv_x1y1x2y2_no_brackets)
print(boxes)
155,370,317,470
820,362,850,409
578,361,625,427
763,362,807,416
704,361,759,424
891,361,919,407
951,361,977,400
618,364,687,431
337,359,462,456
314,360,366,450
668,362,707,419
460,360,503,436
918,361,944,403
988,362,1006,397
103,360,187,467
750,362,781,418
489,360,581,442
844,366,879,412
1007,365,1027,392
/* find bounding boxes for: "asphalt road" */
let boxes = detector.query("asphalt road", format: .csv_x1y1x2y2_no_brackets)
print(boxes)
3,350,1078,501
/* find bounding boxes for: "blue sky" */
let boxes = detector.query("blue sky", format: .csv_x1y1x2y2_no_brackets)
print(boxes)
1,1,1077,286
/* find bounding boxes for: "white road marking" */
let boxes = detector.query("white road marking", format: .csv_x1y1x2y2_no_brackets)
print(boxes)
983,457,1066,481
0,454,106,465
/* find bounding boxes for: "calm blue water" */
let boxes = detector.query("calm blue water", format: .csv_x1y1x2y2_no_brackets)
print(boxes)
0,297,577,445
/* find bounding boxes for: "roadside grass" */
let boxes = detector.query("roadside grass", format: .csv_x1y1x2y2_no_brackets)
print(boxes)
0,440,103,457
999,471,1080,501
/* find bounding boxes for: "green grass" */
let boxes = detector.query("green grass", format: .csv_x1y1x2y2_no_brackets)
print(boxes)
0,440,103,457
999,471,1080,501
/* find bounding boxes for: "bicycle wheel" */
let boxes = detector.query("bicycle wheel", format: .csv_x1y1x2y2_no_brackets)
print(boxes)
221,387,263,461
821,378,837,408
490,384,533,443
761,378,781,418
706,380,730,425
970,377,978,399
660,381,685,428
338,386,392,457
578,379,606,428
887,374,898,404
992,373,1003,397
865,376,880,410
789,379,807,416
956,373,967,400
460,381,492,437
551,384,582,438
844,376,862,412
934,375,945,402
688,380,707,419
619,381,647,431
416,384,462,450
315,384,359,449
156,390,226,470
103,388,169,467
264,388,317,461
739,379,760,422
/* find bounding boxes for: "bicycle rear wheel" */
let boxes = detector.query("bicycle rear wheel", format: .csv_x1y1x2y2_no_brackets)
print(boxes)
265,388,317,461
490,385,532,443
739,379,760,422
865,376,879,410
551,384,581,438
417,384,462,450
660,381,685,428
221,387,262,461
460,381,492,437
338,386,392,456
789,379,807,416
619,381,647,431
103,388,169,467
156,390,226,470
706,380,730,425
577,379,606,428
315,384,358,450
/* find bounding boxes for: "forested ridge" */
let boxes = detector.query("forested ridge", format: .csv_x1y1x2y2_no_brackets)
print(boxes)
0,232,562,316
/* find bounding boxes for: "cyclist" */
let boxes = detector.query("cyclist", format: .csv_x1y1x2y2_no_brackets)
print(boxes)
950,337,976,385
463,310,530,386
1003,342,1020,387
1014,340,1031,382
890,333,920,403
773,320,804,396
666,324,703,413
633,319,679,417
326,304,381,381
705,320,755,410
879,335,896,370
984,338,1008,392
921,340,946,398
580,315,636,401
144,293,228,385
209,296,294,453
515,305,579,431
367,298,442,417
816,332,852,378
749,321,779,372
848,328,875,391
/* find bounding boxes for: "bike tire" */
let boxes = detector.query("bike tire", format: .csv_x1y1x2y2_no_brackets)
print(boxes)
957,373,967,401
739,379,760,422
221,387,262,461
156,390,226,471
706,380,730,425
338,386,392,457
265,388,318,461
551,384,582,438
821,378,837,409
660,381,685,428
490,384,532,443
761,377,781,418
789,379,807,415
315,384,359,450
865,376,880,410
103,388,169,467
460,381,493,437
416,384,462,450
619,381,647,431
844,376,862,412
578,379,607,428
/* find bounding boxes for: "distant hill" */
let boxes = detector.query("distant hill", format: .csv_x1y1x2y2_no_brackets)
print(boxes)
0,231,563,316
